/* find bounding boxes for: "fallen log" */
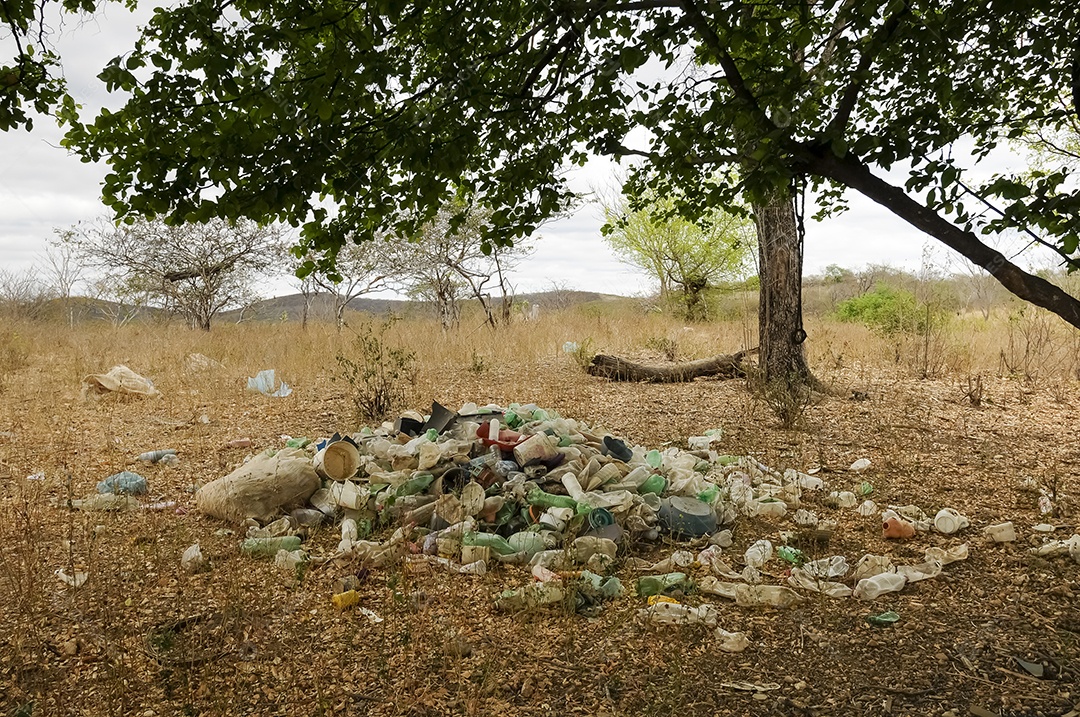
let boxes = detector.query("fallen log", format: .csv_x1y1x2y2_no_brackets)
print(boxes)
587,349,757,383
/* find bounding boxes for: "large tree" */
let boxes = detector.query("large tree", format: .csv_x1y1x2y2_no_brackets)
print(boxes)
51,1,1080,381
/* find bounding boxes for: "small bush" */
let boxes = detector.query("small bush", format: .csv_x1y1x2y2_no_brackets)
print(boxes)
335,319,417,422
835,284,925,335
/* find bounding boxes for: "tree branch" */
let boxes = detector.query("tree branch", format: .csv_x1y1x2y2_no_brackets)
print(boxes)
801,145,1080,330
823,2,909,139
676,0,774,131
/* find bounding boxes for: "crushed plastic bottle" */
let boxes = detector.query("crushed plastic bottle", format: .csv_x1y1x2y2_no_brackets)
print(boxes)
743,539,773,568
853,572,907,600
734,584,803,608
241,536,302,557
636,572,690,597
639,601,718,627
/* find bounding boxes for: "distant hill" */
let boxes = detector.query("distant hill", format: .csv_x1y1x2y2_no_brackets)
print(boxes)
220,289,624,323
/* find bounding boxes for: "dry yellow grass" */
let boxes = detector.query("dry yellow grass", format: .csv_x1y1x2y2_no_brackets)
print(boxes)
0,307,1077,717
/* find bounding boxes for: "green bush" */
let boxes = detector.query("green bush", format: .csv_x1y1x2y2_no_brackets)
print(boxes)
835,284,935,335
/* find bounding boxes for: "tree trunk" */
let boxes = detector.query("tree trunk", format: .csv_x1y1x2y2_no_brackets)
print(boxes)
754,193,814,386
587,350,754,382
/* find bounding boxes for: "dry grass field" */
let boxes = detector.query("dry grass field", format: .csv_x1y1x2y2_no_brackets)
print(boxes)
0,306,1077,717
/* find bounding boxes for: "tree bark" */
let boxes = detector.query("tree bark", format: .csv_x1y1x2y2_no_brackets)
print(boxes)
587,350,755,382
753,193,815,385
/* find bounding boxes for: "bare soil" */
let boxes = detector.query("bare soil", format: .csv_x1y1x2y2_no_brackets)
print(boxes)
0,335,1077,717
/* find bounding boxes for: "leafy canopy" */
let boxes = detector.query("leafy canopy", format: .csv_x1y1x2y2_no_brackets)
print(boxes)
55,1,1080,286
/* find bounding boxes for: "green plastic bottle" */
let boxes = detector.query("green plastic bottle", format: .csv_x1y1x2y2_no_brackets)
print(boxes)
241,536,302,557
639,474,667,495
646,450,663,469
636,572,689,597
526,486,578,510
462,531,516,555
396,473,435,497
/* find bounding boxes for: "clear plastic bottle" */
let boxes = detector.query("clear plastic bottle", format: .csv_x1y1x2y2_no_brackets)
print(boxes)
734,583,803,608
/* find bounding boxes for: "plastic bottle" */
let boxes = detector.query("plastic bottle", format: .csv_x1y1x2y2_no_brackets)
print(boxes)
743,539,773,568
462,531,516,555
640,602,718,627
777,545,804,565
638,474,667,495
635,572,689,597
241,536,302,557
396,473,435,497
495,583,564,610
734,584,803,608
526,486,578,510
137,449,177,463
853,572,907,600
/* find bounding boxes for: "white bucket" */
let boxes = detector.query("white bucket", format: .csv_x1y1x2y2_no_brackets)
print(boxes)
313,441,361,481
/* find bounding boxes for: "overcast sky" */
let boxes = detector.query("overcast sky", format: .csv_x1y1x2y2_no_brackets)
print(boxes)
0,6,1060,299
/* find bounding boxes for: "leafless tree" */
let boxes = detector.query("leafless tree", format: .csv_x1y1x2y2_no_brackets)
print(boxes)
303,238,393,330
0,268,50,319
67,218,286,330
394,201,533,330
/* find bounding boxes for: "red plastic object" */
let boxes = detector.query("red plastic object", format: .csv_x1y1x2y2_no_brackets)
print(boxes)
475,424,526,450
882,516,916,540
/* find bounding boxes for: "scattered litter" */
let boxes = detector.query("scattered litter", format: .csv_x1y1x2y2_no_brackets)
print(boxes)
56,569,88,588
27,472,45,481
137,449,177,464
983,521,1016,542
849,458,872,472
246,369,292,397
866,611,900,627
82,365,160,399
181,544,205,573
97,471,148,495
184,353,224,372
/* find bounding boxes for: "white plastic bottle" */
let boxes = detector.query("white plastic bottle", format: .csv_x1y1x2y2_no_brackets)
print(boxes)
853,572,907,600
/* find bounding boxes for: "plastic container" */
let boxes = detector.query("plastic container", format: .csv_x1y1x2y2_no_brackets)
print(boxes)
638,474,667,495
933,508,970,534
640,602,718,627
137,449,177,464
495,583,564,610
636,572,689,597
853,572,907,600
743,539,773,568
396,473,434,497
658,496,717,537
571,536,617,564
526,486,578,511
96,471,148,496
313,441,361,481
241,536,302,557
882,516,916,539
462,531,516,556
734,584,803,608
983,521,1016,542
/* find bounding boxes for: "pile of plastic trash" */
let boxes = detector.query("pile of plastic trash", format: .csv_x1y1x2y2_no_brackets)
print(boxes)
172,400,1080,640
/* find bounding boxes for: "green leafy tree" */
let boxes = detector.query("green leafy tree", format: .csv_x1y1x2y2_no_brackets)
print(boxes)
602,195,753,320
39,0,1080,387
